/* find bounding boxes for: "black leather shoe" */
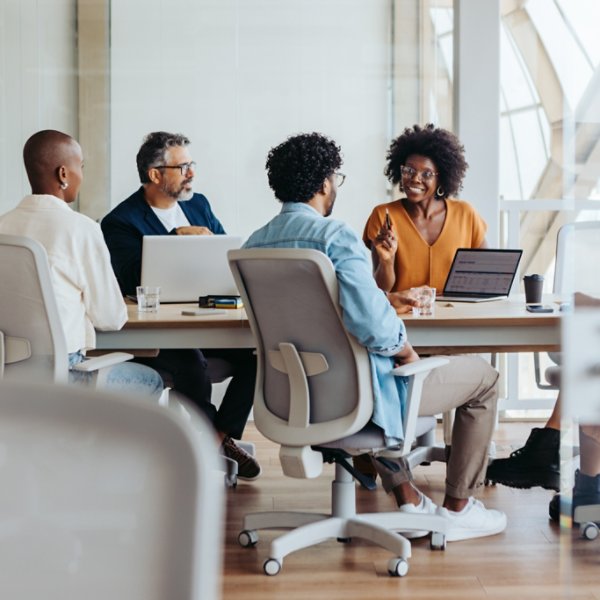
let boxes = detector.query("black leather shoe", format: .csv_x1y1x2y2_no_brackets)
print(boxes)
486,427,560,491
549,469,600,523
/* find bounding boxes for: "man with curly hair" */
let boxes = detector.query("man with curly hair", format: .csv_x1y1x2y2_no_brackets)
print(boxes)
101,131,260,480
363,123,488,294
243,132,507,541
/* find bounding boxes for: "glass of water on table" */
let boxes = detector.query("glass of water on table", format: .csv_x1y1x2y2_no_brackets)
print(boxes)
136,286,161,313
410,286,436,316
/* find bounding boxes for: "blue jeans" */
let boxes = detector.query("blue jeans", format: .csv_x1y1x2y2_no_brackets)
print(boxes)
68,351,163,400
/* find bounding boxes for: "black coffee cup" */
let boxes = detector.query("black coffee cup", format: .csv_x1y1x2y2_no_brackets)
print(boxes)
523,274,544,304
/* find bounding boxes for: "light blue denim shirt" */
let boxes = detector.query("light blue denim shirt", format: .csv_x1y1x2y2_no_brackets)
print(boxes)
244,202,408,444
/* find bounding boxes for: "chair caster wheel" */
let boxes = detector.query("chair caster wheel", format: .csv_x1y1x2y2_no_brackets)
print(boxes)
387,557,409,577
582,522,599,541
430,532,446,550
238,529,258,547
263,558,282,576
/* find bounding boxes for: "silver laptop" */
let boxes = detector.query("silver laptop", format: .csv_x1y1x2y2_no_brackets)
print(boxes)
437,248,523,303
141,235,243,302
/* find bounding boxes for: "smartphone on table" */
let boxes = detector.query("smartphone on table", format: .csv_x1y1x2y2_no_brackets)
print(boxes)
526,304,554,313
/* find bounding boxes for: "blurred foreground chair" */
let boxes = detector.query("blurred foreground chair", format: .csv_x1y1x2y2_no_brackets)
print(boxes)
229,249,448,578
0,234,133,384
0,379,223,599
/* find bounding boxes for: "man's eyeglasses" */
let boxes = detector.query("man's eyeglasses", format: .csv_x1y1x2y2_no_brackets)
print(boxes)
400,165,437,181
334,172,346,187
154,161,196,176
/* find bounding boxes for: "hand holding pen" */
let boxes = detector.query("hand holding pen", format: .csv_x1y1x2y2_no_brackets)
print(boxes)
373,208,398,262
385,208,392,230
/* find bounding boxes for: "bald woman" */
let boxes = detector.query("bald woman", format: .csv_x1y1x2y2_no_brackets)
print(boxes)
0,130,163,398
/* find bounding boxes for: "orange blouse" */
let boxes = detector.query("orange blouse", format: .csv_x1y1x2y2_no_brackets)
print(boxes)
362,198,487,292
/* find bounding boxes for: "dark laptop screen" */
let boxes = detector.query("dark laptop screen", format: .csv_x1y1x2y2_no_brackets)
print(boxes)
443,249,523,296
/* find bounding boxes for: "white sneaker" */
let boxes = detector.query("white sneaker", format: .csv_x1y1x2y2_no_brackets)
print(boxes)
398,493,437,539
437,497,507,541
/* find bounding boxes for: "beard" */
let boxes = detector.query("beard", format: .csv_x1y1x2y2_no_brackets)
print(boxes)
161,178,194,201
324,189,336,217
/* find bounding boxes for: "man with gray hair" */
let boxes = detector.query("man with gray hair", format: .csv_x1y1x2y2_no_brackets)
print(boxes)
101,131,259,480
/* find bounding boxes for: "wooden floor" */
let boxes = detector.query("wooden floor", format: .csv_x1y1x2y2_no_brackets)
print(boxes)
221,422,600,599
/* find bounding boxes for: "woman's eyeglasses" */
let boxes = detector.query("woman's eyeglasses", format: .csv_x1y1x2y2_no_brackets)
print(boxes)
400,165,437,181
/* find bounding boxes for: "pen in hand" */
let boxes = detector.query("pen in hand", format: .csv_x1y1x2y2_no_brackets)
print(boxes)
385,208,392,230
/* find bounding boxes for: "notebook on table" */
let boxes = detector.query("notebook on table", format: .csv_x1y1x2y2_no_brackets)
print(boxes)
140,235,243,303
436,248,523,303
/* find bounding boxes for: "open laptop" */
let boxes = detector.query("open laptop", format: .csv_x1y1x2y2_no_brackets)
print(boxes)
140,235,243,302
437,248,523,302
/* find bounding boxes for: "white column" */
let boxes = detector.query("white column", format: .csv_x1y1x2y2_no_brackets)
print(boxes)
453,0,500,245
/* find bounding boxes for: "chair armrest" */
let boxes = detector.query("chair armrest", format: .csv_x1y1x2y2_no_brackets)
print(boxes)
71,352,134,372
0,334,31,365
391,356,450,456
391,356,449,377
86,348,159,358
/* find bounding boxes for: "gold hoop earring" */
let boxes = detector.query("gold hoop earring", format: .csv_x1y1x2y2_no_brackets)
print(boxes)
60,182,69,190
436,186,444,198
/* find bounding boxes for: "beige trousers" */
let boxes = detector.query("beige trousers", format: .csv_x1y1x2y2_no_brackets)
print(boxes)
372,354,499,499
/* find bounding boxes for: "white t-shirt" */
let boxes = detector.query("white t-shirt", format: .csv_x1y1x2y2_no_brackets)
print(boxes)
151,203,191,232
0,194,127,353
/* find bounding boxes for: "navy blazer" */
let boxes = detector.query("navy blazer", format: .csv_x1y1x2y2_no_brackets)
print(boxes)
101,187,225,295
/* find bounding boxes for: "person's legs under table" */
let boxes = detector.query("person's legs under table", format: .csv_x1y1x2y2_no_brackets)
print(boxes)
135,347,260,480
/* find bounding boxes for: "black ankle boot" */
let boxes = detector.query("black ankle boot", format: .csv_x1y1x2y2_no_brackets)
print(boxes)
549,469,600,522
486,427,560,491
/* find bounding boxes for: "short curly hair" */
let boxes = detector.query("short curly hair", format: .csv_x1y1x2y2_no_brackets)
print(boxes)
136,131,190,184
384,124,468,200
266,133,342,203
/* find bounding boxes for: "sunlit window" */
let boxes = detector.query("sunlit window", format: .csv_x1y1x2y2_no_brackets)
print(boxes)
430,1,599,206
557,0,600,66
526,0,594,109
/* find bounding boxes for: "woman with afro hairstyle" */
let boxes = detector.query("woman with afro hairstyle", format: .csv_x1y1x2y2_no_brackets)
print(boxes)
363,123,488,294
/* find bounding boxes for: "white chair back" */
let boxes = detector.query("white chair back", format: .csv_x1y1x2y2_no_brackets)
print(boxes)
0,379,223,600
535,221,600,390
0,234,68,382
554,221,600,298
229,248,373,448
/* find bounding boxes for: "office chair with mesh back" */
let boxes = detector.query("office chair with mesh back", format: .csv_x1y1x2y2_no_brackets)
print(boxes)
0,379,223,600
0,234,133,384
229,248,449,578
534,221,600,392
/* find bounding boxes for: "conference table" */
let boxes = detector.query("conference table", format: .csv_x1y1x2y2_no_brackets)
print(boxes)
95,296,562,355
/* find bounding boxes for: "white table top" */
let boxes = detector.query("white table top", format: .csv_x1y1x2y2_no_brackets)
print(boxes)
95,295,562,354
